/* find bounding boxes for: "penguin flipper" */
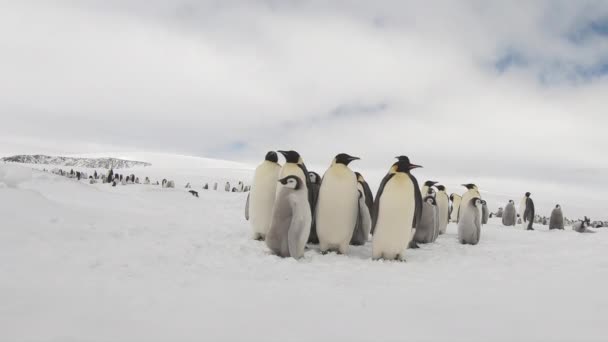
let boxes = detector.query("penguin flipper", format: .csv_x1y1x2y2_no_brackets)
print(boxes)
245,192,250,221
371,173,395,234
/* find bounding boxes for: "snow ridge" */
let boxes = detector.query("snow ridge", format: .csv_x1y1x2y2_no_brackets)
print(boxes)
1,154,151,169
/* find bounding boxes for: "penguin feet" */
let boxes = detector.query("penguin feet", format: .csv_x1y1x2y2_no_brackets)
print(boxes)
526,228,535,231
408,241,420,249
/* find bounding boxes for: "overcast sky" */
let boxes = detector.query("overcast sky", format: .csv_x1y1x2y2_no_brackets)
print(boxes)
1,1,607,215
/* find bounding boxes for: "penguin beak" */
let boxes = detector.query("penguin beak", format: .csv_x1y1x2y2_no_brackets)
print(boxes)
277,150,288,156
349,156,361,162
409,164,422,170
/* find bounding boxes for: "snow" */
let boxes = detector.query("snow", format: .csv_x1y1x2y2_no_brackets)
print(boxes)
1,162,608,341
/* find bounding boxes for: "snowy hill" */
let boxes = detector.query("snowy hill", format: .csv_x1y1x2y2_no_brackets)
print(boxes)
1,163,607,341
1,154,151,169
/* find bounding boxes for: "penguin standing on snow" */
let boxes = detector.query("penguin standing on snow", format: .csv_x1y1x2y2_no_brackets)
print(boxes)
371,156,423,261
502,200,517,226
315,153,360,254
307,171,322,244
458,184,481,222
245,151,281,240
421,181,438,198
354,172,374,214
225,182,231,192
265,175,312,259
449,194,462,223
522,192,535,230
481,200,489,224
549,205,564,230
350,181,372,246
435,185,450,235
413,196,440,244
213,183,218,191
458,197,483,245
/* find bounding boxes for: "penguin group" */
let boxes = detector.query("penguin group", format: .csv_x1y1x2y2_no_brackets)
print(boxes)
245,151,488,261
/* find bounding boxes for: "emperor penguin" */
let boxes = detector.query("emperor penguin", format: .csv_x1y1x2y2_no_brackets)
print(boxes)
458,197,482,245
307,171,322,244
265,175,312,259
371,156,423,261
315,153,360,254
421,180,438,198
502,200,517,226
458,184,481,222
449,193,462,223
277,150,314,240
481,200,489,224
350,181,372,246
413,196,439,244
246,151,281,240
435,185,450,234
521,192,535,230
573,217,594,233
354,172,374,214
549,204,564,230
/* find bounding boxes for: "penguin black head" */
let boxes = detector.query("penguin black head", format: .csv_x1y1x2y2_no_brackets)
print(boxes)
556,204,561,209
354,171,365,183
424,196,436,205
394,156,422,173
462,183,477,190
308,171,320,184
450,193,455,200
265,151,278,163
525,192,531,197
278,175,302,190
436,185,446,191
333,153,360,166
481,200,487,205
509,200,514,204
278,150,302,164
471,197,482,207
424,180,438,187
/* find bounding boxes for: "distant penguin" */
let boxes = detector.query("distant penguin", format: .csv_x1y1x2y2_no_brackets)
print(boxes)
449,194,462,223
354,172,374,213
121,178,127,185
549,205,564,230
166,180,175,188
107,169,114,183
307,171,322,244
112,181,117,187
573,217,594,233
225,182,230,192
144,177,150,185
135,177,139,184
502,200,517,226
458,197,482,245
481,200,489,224
371,156,423,261
413,196,439,244
522,192,535,230
496,207,504,218
435,185,450,234
265,175,312,259
203,183,208,190
458,184,481,222
185,182,191,188
246,151,281,241
162,179,167,187
316,153,360,254
94,170,98,179
421,180,438,198
277,150,314,240
350,182,372,246
213,182,218,191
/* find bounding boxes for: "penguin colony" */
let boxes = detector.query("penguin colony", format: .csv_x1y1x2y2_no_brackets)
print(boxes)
245,150,601,260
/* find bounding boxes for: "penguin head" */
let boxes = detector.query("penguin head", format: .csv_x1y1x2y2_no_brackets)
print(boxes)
509,200,514,204
333,153,360,166
461,183,477,190
355,171,365,183
471,197,482,207
424,196,436,205
265,151,279,163
278,175,302,190
481,200,487,205
424,180,438,187
278,150,302,164
449,193,455,200
436,185,446,191
394,156,422,173
308,171,320,184
556,204,561,209
525,192,531,197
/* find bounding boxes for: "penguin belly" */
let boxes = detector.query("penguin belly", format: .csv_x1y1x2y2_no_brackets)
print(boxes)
372,174,415,260
436,192,449,234
458,206,481,245
450,197,461,223
316,166,358,253
250,162,281,240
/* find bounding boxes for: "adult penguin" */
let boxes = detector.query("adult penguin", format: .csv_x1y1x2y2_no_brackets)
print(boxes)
435,185,450,234
246,151,281,240
458,197,482,245
307,171,322,244
265,175,312,259
354,172,374,214
522,192,535,230
371,156,422,261
107,169,114,183
316,153,360,254
481,200,489,224
421,181,438,197
350,181,372,246
449,194,462,223
277,150,314,240
549,205,564,230
458,184,481,222
413,196,439,244
502,200,517,226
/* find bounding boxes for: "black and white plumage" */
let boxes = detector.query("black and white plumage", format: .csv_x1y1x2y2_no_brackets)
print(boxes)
458,197,482,245
350,183,372,246
413,196,439,244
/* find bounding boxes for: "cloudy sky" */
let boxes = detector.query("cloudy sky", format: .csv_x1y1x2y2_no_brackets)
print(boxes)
1,1,607,215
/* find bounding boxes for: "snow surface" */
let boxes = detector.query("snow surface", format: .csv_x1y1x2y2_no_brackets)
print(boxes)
1,163,608,342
